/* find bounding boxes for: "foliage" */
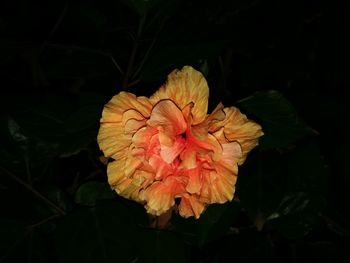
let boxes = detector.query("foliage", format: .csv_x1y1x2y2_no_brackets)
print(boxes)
1,0,349,262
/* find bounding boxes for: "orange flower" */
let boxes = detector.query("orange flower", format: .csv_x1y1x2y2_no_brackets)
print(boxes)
98,66,263,219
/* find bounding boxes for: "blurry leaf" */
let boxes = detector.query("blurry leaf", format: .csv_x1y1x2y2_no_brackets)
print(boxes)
238,139,327,236
75,182,116,206
269,212,321,239
197,201,240,246
170,215,198,246
286,140,328,194
55,200,142,263
0,220,49,263
237,151,287,229
64,104,102,133
267,192,311,220
43,186,73,212
171,201,240,247
141,42,225,81
198,60,209,77
58,130,97,157
209,229,278,263
0,116,29,158
139,229,186,263
0,219,27,259
238,90,315,149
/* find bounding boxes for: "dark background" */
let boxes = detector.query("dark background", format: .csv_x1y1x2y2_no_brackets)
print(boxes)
1,0,349,262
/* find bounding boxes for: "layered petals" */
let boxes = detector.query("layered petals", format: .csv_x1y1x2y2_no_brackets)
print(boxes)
97,66,263,219
151,66,209,125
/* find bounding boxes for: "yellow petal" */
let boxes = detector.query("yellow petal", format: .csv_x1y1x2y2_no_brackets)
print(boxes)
178,194,205,219
97,123,131,159
151,66,209,125
98,91,152,159
141,182,175,216
200,166,237,204
101,92,152,123
210,107,263,164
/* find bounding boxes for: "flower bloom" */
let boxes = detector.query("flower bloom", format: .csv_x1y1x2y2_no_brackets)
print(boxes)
98,66,263,218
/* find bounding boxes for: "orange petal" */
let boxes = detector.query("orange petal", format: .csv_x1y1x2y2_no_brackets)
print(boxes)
179,147,197,169
132,126,158,149
149,155,172,180
160,136,186,164
209,107,263,164
101,91,152,123
148,99,187,139
98,92,152,159
200,167,237,204
178,194,205,219
151,66,209,125
107,160,142,201
185,167,202,194
141,182,175,216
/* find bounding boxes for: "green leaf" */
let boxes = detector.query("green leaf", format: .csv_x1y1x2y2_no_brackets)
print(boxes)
237,140,327,236
75,182,116,206
171,201,240,247
64,104,102,133
0,116,29,158
138,229,186,263
58,130,97,157
209,229,279,263
238,90,315,149
55,200,143,263
197,201,240,246
0,220,49,263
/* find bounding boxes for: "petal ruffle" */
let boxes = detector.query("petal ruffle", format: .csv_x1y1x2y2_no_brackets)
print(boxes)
209,107,263,164
151,66,209,125
147,99,187,146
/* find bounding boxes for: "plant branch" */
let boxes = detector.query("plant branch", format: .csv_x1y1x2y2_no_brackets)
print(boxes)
1,166,66,216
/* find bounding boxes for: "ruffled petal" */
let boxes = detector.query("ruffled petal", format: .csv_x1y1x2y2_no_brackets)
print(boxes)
178,194,205,219
209,107,263,164
101,92,152,123
151,66,209,125
98,91,152,159
185,167,202,194
97,123,131,159
147,100,187,146
107,160,142,201
141,182,175,216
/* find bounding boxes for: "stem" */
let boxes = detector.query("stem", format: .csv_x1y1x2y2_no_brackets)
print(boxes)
30,214,61,228
121,14,146,89
1,166,66,216
24,155,32,186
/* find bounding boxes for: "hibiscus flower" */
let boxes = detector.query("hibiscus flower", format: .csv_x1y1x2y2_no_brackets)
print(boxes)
98,66,263,219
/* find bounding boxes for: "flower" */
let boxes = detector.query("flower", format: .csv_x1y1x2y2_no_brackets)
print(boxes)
98,66,263,219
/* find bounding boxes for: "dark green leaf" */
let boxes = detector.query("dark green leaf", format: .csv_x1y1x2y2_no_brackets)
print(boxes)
58,130,97,157
75,181,116,206
238,90,316,149
64,104,102,133
0,220,49,263
197,201,240,246
138,229,186,263
55,200,143,263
